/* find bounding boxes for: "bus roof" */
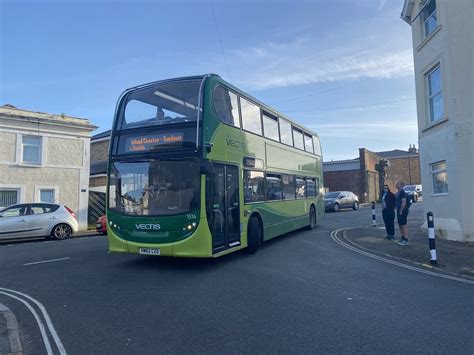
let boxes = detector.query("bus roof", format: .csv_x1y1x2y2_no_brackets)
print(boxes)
122,74,320,139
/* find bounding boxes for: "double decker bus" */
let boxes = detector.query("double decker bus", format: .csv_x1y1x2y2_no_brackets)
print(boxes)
107,74,324,258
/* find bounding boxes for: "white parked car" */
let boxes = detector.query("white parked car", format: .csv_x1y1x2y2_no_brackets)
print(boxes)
0,203,78,241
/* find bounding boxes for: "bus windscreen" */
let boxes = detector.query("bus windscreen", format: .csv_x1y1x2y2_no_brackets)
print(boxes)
118,79,202,130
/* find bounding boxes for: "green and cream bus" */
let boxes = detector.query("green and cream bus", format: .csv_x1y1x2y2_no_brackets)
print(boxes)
107,74,324,258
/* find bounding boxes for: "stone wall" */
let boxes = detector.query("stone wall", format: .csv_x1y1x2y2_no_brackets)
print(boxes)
47,137,84,166
0,132,16,162
0,165,80,212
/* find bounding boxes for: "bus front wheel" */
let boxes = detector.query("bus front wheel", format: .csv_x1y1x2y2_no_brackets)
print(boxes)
246,217,262,254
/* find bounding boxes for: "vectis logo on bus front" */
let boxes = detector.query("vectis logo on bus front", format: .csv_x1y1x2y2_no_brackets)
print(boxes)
135,224,161,230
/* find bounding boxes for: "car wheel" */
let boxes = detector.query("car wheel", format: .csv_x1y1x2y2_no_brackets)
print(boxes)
333,203,340,212
353,201,359,210
52,224,72,240
414,195,418,203
306,205,316,230
246,216,262,254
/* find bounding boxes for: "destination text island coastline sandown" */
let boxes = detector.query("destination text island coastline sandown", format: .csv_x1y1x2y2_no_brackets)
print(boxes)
107,74,324,257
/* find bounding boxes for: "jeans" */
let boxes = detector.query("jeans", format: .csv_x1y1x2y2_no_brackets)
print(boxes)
382,209,395,236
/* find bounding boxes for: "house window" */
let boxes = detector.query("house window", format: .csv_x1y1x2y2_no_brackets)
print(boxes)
431,161,448,195
40,189,55,203
0,189,19,208
421,0,437,37
426,64,443,123
22,136,42,164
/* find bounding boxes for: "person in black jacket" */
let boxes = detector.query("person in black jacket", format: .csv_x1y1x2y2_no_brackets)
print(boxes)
381,184,396,240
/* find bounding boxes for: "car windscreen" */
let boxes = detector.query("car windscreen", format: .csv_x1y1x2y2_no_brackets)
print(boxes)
325,192,340,198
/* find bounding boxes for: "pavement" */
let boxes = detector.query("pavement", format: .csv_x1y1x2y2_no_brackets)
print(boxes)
342,201,474,281
0,206,472,354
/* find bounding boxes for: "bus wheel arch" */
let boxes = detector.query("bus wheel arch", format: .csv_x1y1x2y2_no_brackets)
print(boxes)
307,204,317,230
246,212,263,254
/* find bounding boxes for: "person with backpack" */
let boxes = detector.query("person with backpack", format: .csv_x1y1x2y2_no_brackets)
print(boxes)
382,185,396,240
395,181,410,245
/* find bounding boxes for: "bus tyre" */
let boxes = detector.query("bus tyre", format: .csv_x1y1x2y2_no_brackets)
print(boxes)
52,223,72,240
307,206,316,230
246,217,262,254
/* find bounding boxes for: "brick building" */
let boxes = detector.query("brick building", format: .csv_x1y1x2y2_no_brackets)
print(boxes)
323,146,420,203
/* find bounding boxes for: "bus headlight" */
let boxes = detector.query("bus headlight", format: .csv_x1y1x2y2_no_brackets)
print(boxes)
182,222,197,233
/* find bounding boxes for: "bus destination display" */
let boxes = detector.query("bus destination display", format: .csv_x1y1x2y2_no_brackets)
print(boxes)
125,132,184,152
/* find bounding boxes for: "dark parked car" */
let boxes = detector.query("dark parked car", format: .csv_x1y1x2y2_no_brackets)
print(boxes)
324,191,359,212
403,184,421,203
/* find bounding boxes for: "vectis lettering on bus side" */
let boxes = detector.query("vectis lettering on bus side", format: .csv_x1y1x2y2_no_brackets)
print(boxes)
226,138,245,149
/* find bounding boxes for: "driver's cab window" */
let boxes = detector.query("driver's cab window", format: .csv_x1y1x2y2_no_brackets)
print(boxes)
2,205,27,217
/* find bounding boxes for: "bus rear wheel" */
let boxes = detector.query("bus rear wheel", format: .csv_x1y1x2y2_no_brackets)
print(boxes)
246,216,262,254
307,206,316,230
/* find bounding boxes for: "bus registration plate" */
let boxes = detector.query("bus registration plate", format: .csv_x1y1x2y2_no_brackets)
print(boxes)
138,248,161,255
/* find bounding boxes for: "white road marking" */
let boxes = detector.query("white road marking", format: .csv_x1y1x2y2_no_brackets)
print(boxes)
0,287,67,354
331,228,474,285
24,257,70,266
0,291,53,355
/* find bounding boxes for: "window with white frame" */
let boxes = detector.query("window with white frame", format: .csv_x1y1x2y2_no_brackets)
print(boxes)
22,136,42,164
421,0,437,38
426,64,443,123
431,161,448,195
0,189,19,208
40,189,55,203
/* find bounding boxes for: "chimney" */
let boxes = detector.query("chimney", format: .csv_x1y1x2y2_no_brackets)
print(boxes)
408,144,418,154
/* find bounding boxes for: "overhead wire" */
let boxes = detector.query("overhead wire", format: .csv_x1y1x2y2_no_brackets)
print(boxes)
210,0,232,84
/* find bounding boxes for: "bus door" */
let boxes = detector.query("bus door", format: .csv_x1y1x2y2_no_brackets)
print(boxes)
208,164,241,253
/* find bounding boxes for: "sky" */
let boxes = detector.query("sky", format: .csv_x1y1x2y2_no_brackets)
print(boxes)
0,0,418,161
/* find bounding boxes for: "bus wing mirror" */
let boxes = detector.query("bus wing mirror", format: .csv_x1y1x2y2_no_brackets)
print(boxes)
200,161,211,175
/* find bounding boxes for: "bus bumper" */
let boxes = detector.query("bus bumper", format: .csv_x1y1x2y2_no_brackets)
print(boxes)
107,220,213,258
